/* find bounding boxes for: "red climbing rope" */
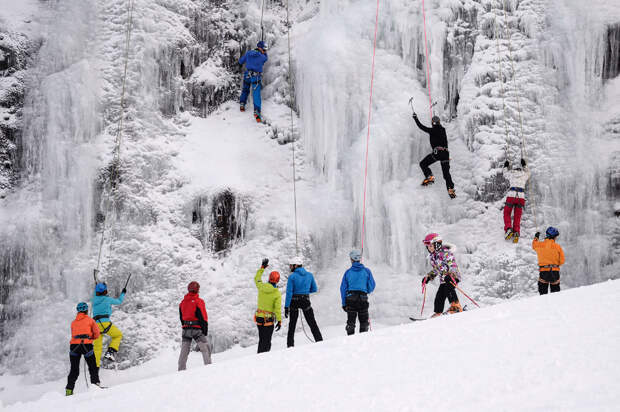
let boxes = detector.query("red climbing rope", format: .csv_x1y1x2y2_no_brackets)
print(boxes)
421,0,434,119
360,0,380,255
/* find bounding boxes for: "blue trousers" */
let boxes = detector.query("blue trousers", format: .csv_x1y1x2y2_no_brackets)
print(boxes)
240,73,262,113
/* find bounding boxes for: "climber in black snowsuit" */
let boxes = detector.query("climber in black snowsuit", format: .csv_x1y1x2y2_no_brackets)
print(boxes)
412,113,456,199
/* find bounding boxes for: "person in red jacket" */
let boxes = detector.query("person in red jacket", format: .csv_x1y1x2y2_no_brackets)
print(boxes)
65,302,102,396
178,281,212,370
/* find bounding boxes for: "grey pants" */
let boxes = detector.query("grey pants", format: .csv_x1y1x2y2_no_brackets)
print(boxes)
178,328,212,371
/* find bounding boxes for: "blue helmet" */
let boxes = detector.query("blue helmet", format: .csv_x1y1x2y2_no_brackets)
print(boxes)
256,41,268,50
95,283,107,293
349,249,362,262
76,302,89,313
545,226,559,238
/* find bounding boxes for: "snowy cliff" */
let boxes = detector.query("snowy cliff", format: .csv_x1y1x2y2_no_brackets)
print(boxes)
0,0,619,388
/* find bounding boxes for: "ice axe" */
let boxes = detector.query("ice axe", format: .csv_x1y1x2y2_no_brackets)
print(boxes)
123,273,132,290
408,97,415,115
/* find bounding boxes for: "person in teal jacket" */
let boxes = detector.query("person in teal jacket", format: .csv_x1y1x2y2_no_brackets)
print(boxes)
254,258,282,353
284,256,322,347
91,282,126,366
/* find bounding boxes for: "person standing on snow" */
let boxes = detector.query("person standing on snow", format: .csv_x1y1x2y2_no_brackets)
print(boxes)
411,112,456,199
532,227,565,295
285,256,323,347
178,281,212,370
239,40,268,123
340,250,376,335
65,302,103,396
254,258,282,353
92,282,126,367
421,233,463,317
503,158,531,243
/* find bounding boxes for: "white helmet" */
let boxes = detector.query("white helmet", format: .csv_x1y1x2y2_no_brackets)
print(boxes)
289,256,304,266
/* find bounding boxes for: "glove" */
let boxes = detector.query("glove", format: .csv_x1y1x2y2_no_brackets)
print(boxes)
285,307,289,318
275,321,281,331
342,306,347,312
535,232,540,239
412,112,418,119
503,160,509,168
202,322,208,336
122,288,127,294
521,158,526,167
261,258,269,269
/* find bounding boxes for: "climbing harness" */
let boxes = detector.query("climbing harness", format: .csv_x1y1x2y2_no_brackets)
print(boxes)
420,0,434,119
360,0,380,255
286,1,300,254
95,0,135,276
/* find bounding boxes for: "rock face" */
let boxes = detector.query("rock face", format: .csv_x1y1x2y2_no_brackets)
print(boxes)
603,23,620,80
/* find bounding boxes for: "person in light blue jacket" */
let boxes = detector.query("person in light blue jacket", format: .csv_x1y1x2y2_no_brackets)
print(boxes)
340,250,376,335
284,256,323,347
239,40,268,122
91,283,126,366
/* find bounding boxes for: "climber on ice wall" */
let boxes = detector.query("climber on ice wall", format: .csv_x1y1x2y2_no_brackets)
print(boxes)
92,282,126,367
239,40,268,123
411,111,456,198
421,233,463,317
503,158,531,243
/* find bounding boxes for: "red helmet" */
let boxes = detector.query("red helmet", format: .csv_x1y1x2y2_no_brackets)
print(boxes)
423,233,442,246
187,281,200,293
268,271,280,283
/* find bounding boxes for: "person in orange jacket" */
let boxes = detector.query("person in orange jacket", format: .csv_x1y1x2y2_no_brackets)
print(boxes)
532,227,565,295
65,302,103,395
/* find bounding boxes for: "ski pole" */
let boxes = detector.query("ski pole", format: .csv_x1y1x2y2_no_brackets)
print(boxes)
420,281,427,316
449,275,480,308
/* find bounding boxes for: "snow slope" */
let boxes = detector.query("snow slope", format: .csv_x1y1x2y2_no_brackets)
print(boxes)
5,280,620,412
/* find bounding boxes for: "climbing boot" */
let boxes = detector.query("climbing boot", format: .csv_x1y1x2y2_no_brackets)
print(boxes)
104,348,117,362
448,188,456,199
512,231,520,243
65,389,73,396
505,228,514,240
240,104,245,112
254,112,262,123
447,301,463,314
421,176,435,186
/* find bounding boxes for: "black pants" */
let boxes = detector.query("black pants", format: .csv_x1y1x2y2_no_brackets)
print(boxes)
420,151,454,190
434,282,459,314
287,295,323,347
66,343,100,390
538,271,560,295
345,292,370,335
257,324,275,353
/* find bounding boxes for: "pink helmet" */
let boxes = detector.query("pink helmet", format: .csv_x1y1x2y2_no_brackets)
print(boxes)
423,233,442,246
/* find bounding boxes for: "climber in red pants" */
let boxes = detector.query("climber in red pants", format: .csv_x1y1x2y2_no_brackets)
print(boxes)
503,158,531,243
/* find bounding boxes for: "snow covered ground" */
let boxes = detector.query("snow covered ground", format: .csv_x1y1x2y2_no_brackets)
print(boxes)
4,279,620,411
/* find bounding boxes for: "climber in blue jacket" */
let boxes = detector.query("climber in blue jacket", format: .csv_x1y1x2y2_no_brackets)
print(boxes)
239,40,268,122
340,250,376,335
284,256,323,347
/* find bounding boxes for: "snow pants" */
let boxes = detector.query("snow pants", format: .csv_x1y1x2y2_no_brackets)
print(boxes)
178,328,212,371
538,271,560,295
239,72,262,113
344,291,370,335
420,150,454,190
504,197,526,233
257,324,274,353
287,295,323,347
434,282,459,314
66,343,100,390
93,322,122,367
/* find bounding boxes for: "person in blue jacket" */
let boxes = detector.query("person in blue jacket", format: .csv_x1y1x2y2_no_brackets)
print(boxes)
239,40,268,122
91,282,126,367
284,256,323,347
340,250,376,335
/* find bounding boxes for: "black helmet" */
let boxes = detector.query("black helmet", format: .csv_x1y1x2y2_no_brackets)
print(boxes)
431,115,440,125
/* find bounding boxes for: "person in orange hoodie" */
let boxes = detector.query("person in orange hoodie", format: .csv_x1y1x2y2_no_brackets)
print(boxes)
65,302,102,395
532,226,565,295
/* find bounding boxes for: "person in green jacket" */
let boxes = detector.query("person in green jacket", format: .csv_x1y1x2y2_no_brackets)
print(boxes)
254,258,282,353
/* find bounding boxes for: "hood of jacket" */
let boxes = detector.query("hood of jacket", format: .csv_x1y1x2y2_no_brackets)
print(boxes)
293,267,311,277
349,262,366,272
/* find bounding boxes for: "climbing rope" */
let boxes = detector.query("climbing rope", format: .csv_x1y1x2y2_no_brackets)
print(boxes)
493,15,510,158
286,0,299,254
95,0,136,274
498,0,539,229
360,0,380,255
260,0,266,41
420,0,434,120
299,314,314,343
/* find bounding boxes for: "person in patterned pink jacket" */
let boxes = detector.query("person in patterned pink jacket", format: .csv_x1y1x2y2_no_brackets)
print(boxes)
421,233,463,317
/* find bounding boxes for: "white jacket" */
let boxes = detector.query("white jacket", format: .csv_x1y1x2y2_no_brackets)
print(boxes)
505,167,531,199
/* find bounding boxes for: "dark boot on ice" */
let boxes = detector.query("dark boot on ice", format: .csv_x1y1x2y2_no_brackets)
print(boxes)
505,228,514,240
448,188,456,199
421,175,435,186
